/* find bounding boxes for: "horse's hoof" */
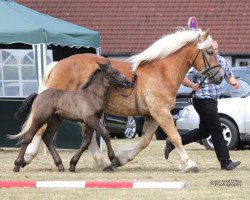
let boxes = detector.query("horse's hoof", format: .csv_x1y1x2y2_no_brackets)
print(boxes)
184,166,199,173
13,166,20,172
103,165,114,172
111,157,121,168
181,159,199,173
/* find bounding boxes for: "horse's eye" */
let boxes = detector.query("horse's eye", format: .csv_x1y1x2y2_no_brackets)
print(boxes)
207,51,213,55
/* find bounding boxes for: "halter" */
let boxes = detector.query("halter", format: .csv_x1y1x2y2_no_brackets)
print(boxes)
187,34,222,103
106,74,128,86
101,69,126,87
192,34,221,79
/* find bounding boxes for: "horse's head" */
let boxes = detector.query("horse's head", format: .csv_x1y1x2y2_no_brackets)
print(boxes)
192,29,224,85
96,60,133,89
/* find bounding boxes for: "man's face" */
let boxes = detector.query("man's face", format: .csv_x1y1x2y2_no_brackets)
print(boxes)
212,42,219,55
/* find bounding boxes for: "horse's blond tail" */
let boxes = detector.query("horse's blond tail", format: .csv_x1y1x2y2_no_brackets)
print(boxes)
7,112,33,140
42,61,58,90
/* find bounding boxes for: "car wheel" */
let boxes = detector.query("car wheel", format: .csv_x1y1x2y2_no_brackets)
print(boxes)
202,118,239,150
123,116,137,138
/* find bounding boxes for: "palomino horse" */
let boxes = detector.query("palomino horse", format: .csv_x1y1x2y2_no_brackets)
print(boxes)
17,28,224,172
10,61,132,172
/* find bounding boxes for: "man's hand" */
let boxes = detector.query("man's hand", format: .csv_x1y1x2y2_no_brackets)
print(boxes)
228,76,240,89
231,81,240,89
191,83,201,92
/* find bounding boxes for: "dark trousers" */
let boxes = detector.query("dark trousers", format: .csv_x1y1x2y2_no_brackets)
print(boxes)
180,98,230,163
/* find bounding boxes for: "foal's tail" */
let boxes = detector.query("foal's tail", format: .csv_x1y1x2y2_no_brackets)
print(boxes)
14,93,38,121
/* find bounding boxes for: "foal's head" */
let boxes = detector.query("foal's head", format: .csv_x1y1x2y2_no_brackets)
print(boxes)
96,60,133,89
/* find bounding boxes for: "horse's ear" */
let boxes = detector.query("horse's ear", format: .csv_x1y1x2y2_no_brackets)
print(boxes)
204,28,210,39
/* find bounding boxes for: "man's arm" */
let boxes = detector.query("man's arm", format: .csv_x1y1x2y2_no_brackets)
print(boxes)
182,77,200,92
226,76,240,89
217,55,240,89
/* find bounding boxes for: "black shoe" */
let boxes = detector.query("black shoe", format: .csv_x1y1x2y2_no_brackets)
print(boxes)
221,160,241,171
164,139,175,159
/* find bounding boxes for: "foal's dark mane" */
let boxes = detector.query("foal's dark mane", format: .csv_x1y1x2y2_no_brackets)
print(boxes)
81,68,101,89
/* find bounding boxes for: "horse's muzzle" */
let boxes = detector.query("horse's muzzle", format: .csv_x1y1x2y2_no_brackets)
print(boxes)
206,65,224,85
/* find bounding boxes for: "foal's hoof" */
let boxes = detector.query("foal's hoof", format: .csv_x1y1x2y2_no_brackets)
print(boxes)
103,165,114,172
21,162,27,168
13,166,20,172
57,165,65,172
69,165,76,172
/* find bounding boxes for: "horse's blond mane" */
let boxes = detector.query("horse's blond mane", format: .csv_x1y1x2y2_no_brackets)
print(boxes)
128,29,200,71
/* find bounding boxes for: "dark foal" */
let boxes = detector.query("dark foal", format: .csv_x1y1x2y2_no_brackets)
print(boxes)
12,60,132,172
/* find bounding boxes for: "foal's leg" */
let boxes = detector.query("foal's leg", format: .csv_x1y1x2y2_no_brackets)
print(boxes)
115,115,158,167
23,125,46,166
69,124,94,172
13,122,42,172
79,123,110,170
85,117,117,170
42,118,64,172
88,131,110,169
25,122,110,171
17,113,46,166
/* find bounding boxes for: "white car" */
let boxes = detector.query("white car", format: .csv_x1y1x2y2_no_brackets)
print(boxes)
176,79,250,150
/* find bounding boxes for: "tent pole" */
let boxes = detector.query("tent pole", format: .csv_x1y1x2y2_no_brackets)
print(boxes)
95,47,103,151
96,47,101,55
33,44,47,92
33,44,48,156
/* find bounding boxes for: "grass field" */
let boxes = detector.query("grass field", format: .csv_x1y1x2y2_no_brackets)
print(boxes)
0,137,249,200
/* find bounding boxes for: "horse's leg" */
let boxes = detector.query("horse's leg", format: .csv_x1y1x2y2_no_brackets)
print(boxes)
115,115,158,167
69,124,94,172
42,118,64,172
13,123,42,172
151,109,198,173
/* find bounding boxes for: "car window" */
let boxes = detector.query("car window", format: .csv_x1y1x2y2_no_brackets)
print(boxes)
221,79,250,98
232,68,250,84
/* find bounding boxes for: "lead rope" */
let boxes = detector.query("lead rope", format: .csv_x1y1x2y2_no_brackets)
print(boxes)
187,76,207,104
